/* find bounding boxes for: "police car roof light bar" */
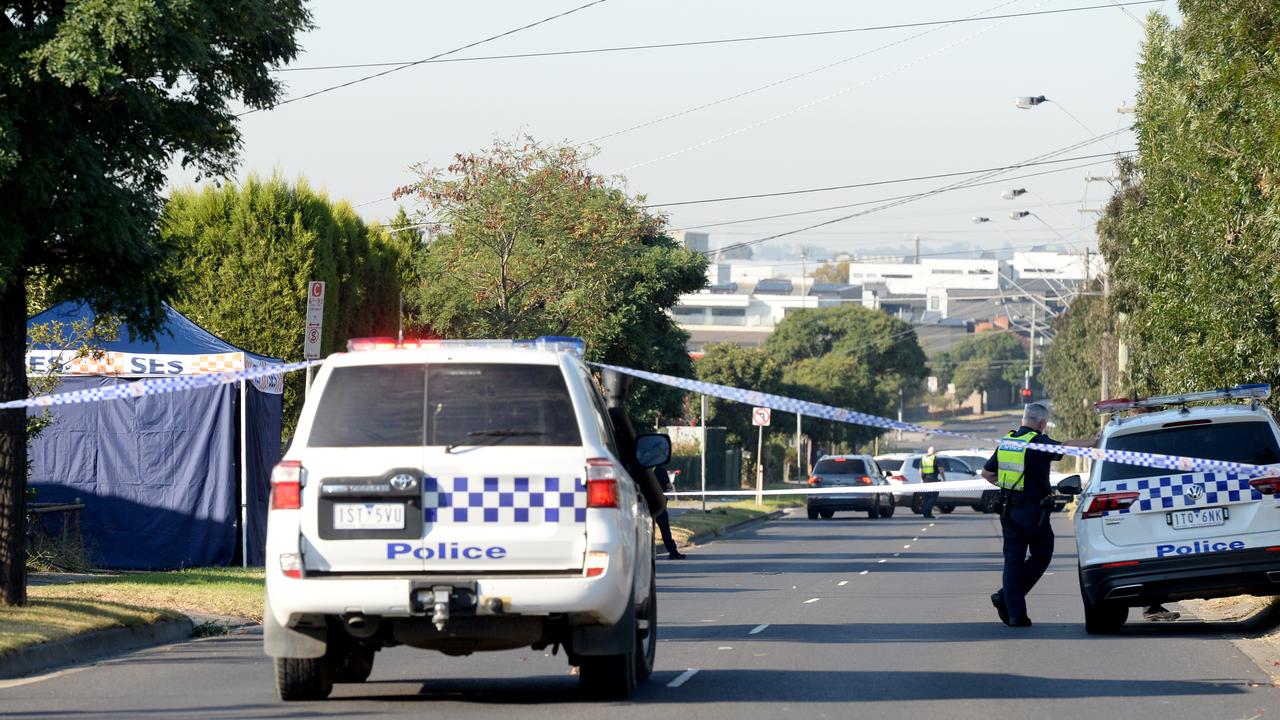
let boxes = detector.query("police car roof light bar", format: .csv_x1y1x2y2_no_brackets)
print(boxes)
1093,383,1271,414
346,336,585,356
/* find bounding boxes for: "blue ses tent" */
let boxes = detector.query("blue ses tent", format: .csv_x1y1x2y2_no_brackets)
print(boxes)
26,302,284,569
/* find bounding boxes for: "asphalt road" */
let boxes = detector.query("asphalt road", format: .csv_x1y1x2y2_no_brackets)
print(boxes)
2,509,1276,719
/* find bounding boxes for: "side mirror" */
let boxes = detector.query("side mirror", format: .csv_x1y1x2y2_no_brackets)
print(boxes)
635,433,672,469
1056,474,1083,496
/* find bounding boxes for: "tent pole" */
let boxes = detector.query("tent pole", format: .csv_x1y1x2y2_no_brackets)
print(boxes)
240,379,248,568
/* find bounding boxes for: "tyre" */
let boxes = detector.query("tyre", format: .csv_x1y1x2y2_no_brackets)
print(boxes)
970,503,984,512
867,496,882,519
980,491,1000,514
937,504,955,514
274,656,333,701
818,509,834,519
807,506,819,520
910,494,926,514
879,497,895,518
635,551,657,683
1080,571,1129,634
579,595,638,699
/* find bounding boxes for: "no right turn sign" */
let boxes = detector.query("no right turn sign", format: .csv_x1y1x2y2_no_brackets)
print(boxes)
752,407,772,426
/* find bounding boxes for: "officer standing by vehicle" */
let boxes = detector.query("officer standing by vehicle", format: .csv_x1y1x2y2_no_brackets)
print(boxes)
981,402,1067,627
919,446,944,519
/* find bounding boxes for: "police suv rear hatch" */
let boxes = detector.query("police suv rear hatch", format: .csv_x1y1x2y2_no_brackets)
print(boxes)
298,353,588,574
1092,409,1280,553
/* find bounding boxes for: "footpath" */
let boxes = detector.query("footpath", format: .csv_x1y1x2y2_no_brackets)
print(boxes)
0,505,785,681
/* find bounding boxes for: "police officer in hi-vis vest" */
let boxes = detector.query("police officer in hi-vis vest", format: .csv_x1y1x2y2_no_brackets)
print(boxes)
980,402,1067,627
919,446,943,519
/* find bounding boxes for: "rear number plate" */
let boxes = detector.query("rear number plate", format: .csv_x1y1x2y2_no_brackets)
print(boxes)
1168,507,1226,530
334,503,405,530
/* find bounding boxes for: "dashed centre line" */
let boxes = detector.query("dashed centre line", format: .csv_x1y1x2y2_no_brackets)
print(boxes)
903,544,911,549
912,537,919,541
668,669,700,688
878,559,887,563
749,624,769,635
803,597,820,604
859,570,869,575
837,580,849,586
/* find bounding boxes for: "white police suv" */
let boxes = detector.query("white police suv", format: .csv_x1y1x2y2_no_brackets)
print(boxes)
1068,384,1280,634
263,337,667,700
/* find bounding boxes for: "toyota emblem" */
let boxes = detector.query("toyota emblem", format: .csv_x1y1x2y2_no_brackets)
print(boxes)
390,473,417,491
1183,484,1204,500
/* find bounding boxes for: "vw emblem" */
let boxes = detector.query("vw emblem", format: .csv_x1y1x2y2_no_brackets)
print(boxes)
389,474,417,491
1184,484,1204,500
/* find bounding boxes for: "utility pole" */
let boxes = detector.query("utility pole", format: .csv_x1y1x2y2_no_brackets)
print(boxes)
756,423,765,507
795,412,803,480
914,234,921,264
699,395,707,514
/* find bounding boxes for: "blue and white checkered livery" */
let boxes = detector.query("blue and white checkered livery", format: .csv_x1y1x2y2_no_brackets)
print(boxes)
1107,472,1264,515
423,476,587,524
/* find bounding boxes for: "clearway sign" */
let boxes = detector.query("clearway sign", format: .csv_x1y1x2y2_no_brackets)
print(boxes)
304,281,325,360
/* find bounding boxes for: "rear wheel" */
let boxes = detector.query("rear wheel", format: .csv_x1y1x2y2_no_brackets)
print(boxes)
867,496,882,519
635,552,657,682
937,504,955,514
807,506,819,520
274,657,333,701
579,589,639,699
818,509,834,519
910,494,926,514
1080,571,1129,634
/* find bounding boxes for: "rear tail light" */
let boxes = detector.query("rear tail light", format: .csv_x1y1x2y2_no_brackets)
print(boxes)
889,474,906,484
279,553,303,579
586,458,619,508
859,475,871,485
808,476,823,487
1082,491,1140,519
1249,476,1280,495
585,551,609,577
271,460,304,510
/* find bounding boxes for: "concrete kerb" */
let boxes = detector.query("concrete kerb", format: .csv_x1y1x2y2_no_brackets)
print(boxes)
678,508,788,549
0,616,194,680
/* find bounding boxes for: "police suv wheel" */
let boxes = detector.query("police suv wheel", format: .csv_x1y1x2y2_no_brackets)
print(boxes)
1080,570,1129,634
274,656,333,701
579,594,639,699
635,551,657,682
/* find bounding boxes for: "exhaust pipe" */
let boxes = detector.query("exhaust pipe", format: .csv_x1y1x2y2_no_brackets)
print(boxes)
1107,584,1144,600
343,613,380,639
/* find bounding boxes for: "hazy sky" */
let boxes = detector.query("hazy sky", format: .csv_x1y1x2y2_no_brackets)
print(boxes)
167,0,1176,263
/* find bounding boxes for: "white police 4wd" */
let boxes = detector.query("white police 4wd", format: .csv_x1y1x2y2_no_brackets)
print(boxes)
263,337,666,701
1070,384,1280,634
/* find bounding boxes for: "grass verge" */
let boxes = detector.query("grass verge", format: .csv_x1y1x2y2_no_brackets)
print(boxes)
0,599,181,655
28,567,265,623
665,498,793,546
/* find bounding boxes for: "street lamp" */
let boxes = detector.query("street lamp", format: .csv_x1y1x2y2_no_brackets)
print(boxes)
1001,188,1027,200
1015,95,1048,109
1009,211,1032,221
972,216,992,224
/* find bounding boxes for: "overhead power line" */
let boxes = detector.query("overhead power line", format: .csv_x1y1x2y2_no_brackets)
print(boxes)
705,130,1132,257
273,1,1162,74
670,153,1131,233
646,151,1130,208
241,0,610,116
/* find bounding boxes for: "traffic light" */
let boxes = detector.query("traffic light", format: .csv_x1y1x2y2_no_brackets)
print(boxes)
1021,387,1033,402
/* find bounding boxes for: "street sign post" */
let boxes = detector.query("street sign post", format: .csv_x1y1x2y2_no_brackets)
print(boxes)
753,407,770,506
304,281,325,396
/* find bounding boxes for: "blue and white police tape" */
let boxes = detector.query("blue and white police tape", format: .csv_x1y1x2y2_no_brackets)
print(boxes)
590,362,1277,479
0,358,318,411
664,479,996,498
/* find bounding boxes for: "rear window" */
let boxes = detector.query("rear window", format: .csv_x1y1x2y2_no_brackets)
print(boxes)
877,458,904,472
309,363,582,448
814,458,868,475
1100,420,1280,482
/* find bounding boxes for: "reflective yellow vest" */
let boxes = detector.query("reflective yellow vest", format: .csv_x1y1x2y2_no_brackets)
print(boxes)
996,429,1039,491
921,454,937,476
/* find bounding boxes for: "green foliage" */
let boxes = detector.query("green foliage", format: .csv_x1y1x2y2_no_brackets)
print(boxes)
933,331,1028,403
1040,288,1114,440
763,304,928,402
161,175,408,436
780,353,887,451
1099,5,1280,404
810,260,849,284
396,136,707,423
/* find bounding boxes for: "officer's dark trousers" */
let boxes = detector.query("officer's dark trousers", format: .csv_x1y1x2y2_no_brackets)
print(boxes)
999,503,1055,621
654,510,680,555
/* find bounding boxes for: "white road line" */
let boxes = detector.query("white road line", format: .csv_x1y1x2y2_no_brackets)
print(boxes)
718,646,734,650
804,597,820,604
837,580,849,586
668,669,700,688
893,552,901,557
859,570,869,575
878,559,887,563
903,544,911,549
912,537,919,541
749,624,769,635
921,527,928,532
929,523,936,527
